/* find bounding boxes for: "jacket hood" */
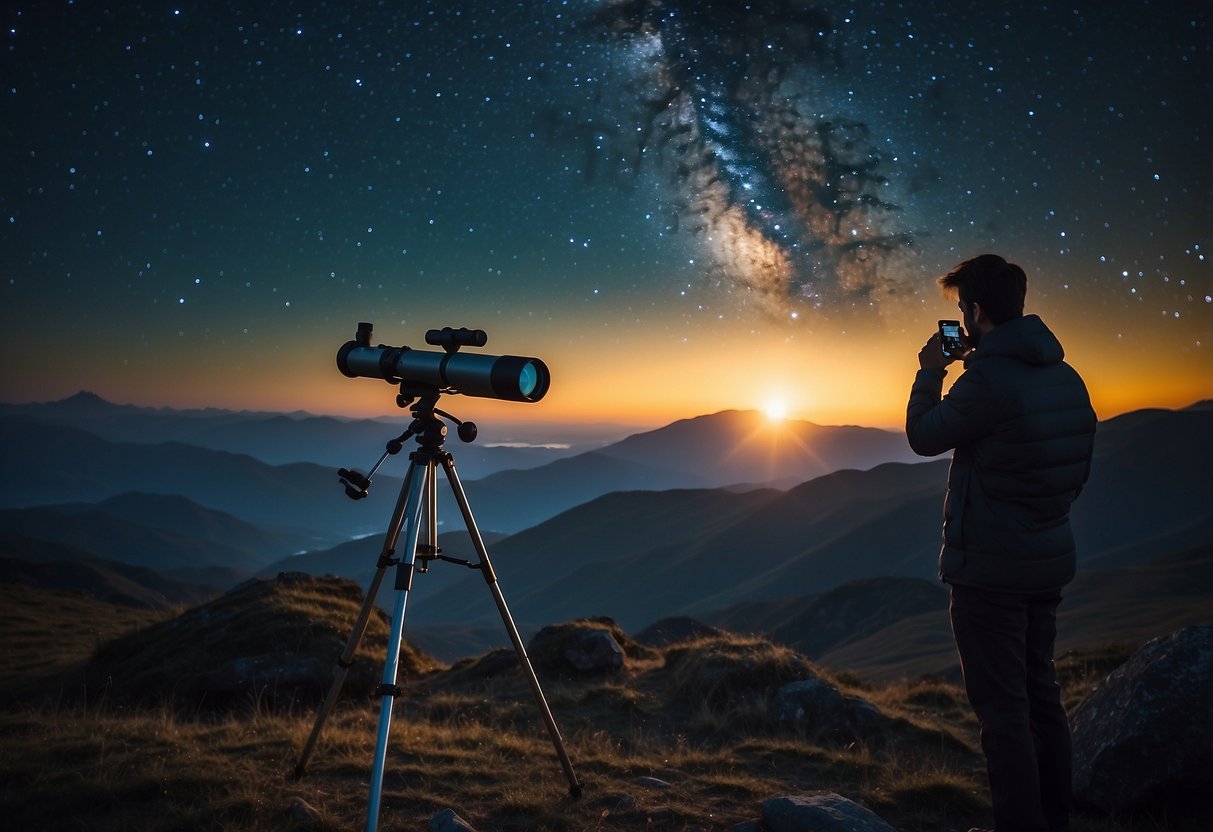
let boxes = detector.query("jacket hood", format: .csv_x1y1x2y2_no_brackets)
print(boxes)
968,314,1065,367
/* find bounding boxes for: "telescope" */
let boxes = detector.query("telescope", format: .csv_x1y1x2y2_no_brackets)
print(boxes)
337,322,550,403
303,322,581,826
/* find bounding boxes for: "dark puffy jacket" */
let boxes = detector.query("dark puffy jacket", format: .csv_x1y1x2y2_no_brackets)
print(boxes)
906,315,1096,592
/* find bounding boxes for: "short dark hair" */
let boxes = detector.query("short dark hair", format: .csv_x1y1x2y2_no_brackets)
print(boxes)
938,254,1026,324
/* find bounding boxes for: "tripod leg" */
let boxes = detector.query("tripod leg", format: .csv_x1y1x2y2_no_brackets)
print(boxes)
294,458,424,781
439,455,584,797
366,459,430,832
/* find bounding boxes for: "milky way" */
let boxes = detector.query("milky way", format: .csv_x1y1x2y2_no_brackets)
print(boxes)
573,0,917,318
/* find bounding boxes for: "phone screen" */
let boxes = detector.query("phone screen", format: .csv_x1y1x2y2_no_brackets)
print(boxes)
939,320,964,356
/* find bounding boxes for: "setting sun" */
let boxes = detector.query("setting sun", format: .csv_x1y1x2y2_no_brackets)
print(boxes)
764,400,789,421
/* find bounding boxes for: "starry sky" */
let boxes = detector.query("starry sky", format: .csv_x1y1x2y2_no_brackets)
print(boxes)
3,1,1210,433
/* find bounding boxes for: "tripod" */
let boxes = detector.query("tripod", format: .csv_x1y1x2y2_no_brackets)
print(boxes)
294,391,582,831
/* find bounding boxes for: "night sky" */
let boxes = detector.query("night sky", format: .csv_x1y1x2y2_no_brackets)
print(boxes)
3,1,1210,432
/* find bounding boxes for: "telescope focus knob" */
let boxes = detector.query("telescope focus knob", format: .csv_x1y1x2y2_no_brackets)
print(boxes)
457,421,478,443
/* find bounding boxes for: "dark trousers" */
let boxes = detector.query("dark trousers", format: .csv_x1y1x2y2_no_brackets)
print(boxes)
950,585,1072,832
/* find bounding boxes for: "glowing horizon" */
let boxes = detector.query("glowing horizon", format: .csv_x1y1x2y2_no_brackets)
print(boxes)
5,292,1208,434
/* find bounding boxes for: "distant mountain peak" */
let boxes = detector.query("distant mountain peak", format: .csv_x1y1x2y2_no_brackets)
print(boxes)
62,391,113,407
683,409,823,428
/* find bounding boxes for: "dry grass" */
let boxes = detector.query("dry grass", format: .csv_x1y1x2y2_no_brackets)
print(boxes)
1055,643,1138,712
0,584,170,701
1,583,1207,832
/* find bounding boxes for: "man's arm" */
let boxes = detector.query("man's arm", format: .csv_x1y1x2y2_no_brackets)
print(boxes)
905,334,999,456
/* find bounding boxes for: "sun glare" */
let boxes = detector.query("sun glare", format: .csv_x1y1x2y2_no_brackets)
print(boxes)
764,400,788,421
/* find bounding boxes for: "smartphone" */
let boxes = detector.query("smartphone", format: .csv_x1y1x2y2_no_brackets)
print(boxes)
938,320,965,357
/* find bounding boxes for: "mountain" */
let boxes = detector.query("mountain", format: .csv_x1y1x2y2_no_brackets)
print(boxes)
411,486,788,628
259,528,509,609
0,547,215,609
468,461,946,630
0,416,405,542
701,575,953,679
457,410,921,532
0,391,581,476
409,403,1213,637
0,493,312,573
5,398,1209,673
1,404,928,537
259,487,783,634
717,576,949,660
799,545,1213,682
597,409,918,481
1057,543,1213,649
1068,404,1213,568
459,451,714,534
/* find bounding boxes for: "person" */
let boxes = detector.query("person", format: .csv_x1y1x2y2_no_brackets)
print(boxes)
905,254,1097,832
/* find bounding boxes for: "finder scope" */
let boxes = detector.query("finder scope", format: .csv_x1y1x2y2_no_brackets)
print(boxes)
337,322,550,402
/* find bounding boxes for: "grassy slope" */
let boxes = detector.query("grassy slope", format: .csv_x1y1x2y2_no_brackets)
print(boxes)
1,584,1209,832
0,584,169,700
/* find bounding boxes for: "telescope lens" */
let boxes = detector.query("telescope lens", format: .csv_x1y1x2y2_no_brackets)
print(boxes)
518,362,540,398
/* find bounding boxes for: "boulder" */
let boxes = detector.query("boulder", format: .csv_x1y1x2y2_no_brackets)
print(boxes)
528,619,631,675
1071,626,1213,814
565,628,625,673
773,677,888,740
761,793,897,832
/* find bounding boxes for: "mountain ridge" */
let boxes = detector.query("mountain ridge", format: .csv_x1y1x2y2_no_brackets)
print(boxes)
1,402,930,535
0,391,584,476
0,492,313,574
2,399,1210,677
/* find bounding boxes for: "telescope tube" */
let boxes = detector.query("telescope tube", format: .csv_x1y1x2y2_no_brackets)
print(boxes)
337,338,550,403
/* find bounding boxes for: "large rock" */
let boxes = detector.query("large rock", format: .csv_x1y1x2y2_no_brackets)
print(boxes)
1071,626,1213,814
565,628,625,672
773,677,888,741
528,618,633,675
761,793,897,832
